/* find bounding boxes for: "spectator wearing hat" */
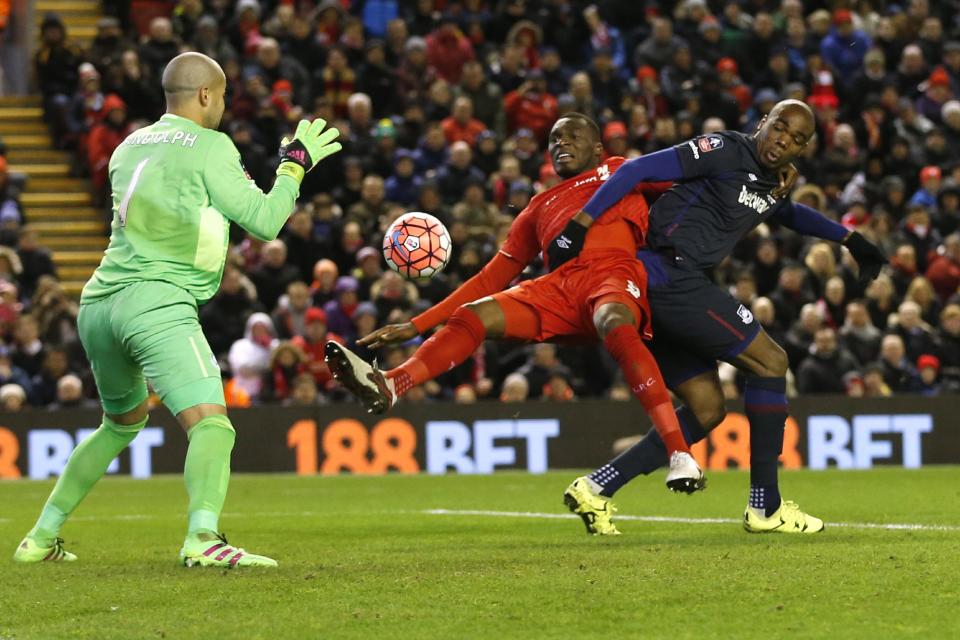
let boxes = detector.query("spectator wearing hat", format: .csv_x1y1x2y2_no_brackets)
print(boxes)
323,276,361,341
820,9,871,78
385,150,422,207
356,39,398,118
504,69,558,144
910,165,942,208
455,61,506,139
0,383,27,412
36,12,83,137
602,121,628,157
193,14,239,66
0,157,22,229
847,49,891,116
900,205,941,272
353,246,383,300
752,46,802,97
293,307,342,391
472,129,500,176
229,120,269,189
916,67,955,125
926,234,960,302
88,16,129,76
587,47,624,114
694,15,726,69
396,36,437,107
699,70,741,131
227,312,278,401
916,354,943,396
426,19,475,84
539,47,570,100
350,301,381,362
87,94,128,206
441,96,487,147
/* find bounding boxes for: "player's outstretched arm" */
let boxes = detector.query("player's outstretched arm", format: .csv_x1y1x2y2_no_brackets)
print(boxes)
205,119,341,241
359,252,525,349
772,201,887,284
546,148,685,270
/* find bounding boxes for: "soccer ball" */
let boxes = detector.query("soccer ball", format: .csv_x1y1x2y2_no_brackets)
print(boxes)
382,212,452,279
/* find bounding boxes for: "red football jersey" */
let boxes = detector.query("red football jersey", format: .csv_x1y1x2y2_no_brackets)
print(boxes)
500,157,668,270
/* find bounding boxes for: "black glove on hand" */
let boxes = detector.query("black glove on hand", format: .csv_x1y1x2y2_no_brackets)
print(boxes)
844,231,887,285
546,219,589,271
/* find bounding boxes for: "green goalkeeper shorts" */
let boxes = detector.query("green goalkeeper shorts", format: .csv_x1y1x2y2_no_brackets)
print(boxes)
78,280,225,416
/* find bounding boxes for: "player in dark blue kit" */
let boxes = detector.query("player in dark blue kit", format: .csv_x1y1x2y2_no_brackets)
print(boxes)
555,100,886,534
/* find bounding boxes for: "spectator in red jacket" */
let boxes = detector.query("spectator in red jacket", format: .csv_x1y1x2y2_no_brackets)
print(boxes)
87,93,127,206
441,96,486,147
926,233,960,301
292,307,343,391
503,69,558,144
425,18,475,84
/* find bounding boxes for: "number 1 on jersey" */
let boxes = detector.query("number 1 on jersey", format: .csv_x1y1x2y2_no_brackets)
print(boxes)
118,157,150,227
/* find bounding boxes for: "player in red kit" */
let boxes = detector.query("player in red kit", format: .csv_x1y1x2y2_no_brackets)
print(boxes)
326,114,704,523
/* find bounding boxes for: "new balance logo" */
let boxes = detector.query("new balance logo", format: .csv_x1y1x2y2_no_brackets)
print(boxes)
598,164,610,181
626,280,641,299
556,235,571,249
738,185,772,214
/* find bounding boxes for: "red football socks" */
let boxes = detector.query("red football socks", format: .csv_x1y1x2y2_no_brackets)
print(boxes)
603,324,690,455
387,306,487,397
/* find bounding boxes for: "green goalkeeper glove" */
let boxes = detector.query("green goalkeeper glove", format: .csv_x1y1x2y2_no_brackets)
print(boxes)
276,118,342,183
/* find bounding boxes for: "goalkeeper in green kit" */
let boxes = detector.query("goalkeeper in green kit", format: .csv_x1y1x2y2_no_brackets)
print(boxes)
13,53,341,568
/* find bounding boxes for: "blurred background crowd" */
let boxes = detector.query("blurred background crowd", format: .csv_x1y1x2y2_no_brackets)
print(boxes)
6,0,960,412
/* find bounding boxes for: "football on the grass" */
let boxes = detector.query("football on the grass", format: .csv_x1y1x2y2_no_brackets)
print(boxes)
382,212,452,279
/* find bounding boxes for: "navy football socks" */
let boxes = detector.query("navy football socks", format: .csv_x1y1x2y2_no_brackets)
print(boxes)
744,376,788,517
589,406,708,497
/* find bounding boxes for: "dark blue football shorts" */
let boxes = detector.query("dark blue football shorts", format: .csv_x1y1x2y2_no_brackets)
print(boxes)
637,249,761,387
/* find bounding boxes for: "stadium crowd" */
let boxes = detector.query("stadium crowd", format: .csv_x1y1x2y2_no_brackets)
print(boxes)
10,0,960,411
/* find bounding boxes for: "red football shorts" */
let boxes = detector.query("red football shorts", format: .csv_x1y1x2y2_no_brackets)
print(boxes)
493,249,653,343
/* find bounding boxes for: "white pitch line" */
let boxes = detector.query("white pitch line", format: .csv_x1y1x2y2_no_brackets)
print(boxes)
422,509,960,533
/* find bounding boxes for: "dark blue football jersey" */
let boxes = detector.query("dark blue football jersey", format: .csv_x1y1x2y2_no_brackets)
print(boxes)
646,131,789,271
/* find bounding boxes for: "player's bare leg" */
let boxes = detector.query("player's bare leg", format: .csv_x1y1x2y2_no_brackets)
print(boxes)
593,301,703,493
734,331,823,532
177,403,278,567
14,400,150,563
327,297,521,413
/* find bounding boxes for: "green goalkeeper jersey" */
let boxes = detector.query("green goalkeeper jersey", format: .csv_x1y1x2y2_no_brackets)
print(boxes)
81,113,300,305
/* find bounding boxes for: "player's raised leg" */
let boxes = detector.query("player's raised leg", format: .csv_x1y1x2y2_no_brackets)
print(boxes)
327,296,537,413
734,330,823,533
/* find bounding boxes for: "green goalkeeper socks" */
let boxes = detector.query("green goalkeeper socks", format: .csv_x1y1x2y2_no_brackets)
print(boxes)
28,415,146,545
184,414,236,537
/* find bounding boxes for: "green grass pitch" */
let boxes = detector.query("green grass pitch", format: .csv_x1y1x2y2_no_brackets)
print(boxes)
1,467,958,639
